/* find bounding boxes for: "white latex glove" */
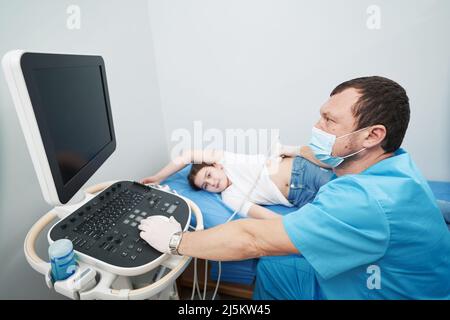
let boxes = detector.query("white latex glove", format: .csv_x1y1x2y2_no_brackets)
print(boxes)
138,215,182,254
273,142,302,158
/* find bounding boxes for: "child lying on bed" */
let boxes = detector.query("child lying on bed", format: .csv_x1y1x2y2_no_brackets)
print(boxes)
141,146,333,220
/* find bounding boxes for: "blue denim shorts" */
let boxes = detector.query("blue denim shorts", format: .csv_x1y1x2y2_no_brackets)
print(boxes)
287,156,333,208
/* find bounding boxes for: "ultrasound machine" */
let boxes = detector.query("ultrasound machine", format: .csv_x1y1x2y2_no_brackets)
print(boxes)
2,50,203,300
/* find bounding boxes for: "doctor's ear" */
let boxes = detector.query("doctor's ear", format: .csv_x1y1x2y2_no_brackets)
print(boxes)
363,125,387,149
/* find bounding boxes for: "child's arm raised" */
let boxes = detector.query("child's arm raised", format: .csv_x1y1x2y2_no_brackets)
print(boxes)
141,149,224,184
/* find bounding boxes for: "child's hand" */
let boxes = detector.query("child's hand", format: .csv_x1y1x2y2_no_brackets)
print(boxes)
140,175,161,185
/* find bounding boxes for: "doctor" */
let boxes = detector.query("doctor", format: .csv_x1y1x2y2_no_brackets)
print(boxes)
139,76,450,299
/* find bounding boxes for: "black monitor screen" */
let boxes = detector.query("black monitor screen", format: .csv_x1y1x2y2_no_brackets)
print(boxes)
21,52,116,204
33,66,113,185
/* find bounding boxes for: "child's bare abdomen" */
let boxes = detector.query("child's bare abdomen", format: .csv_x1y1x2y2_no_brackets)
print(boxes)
266,157,294,198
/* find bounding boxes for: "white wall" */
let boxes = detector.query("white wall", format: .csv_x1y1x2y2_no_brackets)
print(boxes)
0,0,166,299
148,0,450,181
1,0,449,300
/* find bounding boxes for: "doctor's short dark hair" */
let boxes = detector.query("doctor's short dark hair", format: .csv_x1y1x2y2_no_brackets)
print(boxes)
187,163,211,190
331,76,410,153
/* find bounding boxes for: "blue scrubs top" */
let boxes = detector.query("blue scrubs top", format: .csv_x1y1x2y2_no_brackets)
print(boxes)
282,149,450,299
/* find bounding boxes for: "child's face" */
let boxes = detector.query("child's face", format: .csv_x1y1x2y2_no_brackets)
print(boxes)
194,164,229,193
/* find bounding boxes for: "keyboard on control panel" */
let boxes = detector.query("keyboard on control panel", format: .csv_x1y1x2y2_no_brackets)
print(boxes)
49,181,190,268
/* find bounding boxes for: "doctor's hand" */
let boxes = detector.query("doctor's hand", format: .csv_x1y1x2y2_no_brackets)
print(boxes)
138,215,182,254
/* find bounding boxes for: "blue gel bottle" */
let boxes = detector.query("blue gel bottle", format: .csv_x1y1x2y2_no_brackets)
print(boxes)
48,239,77,282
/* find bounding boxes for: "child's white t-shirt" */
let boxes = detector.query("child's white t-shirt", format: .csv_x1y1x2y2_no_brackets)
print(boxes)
219,152,293,217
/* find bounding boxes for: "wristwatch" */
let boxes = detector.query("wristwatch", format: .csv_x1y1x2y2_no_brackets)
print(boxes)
168,231,183,255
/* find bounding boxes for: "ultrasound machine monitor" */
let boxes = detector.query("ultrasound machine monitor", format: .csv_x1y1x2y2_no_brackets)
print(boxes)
2,51,191,275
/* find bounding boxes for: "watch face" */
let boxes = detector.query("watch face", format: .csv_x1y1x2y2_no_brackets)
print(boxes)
169,232,182,254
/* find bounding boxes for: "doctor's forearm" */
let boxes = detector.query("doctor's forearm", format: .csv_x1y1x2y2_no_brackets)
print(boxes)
177,220,262,261
177,218,298,260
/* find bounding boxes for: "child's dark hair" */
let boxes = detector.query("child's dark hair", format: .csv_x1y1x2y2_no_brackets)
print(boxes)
187,163,212,190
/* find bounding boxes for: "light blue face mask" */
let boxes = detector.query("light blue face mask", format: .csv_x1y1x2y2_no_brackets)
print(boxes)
308,126,368,168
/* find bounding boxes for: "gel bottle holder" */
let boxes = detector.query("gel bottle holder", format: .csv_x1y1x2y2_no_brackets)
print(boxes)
49,239,78,282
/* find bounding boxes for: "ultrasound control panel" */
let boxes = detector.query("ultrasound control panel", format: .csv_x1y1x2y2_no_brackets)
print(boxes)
49,181,191,268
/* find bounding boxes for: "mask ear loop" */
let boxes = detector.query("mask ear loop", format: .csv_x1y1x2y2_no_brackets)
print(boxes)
336,126,371,140
336,127,371,159
341,147,367,159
